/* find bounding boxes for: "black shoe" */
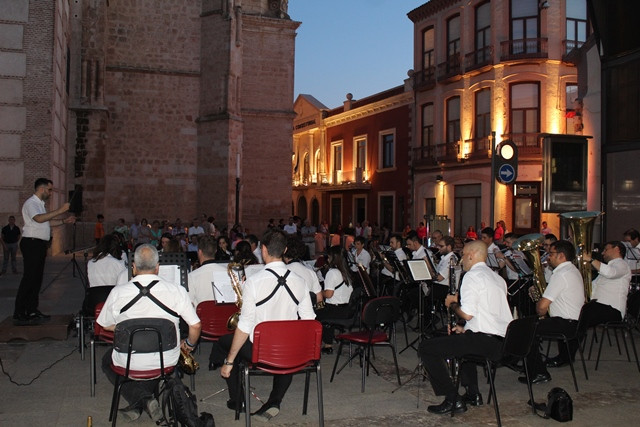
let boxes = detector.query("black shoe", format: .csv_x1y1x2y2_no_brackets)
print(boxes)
252,402,280,422
13,313,42,326
462,392,483,406
518,373,551,385
227,399,245,413
32,310,51,320
322,346,333,355
427,398,467,415
546,357,569,368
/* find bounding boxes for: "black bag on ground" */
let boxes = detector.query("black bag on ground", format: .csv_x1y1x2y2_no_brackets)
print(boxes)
159,375,215,427
544,387,573,422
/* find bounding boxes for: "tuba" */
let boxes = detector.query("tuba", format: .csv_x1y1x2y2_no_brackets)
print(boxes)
560,211,602,302
178,348,200,374
512,233,547,302
226,261,246,330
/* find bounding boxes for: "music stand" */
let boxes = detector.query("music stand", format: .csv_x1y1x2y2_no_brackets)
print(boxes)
392,259,432,401
126,251,190,289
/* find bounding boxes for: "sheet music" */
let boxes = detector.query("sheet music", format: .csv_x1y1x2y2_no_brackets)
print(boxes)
511,251,533,275
158,264,182,288
211,269,236,302
406,259,432,281
486,253,501,269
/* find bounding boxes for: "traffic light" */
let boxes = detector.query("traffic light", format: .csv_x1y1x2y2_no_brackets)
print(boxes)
494,139,518,184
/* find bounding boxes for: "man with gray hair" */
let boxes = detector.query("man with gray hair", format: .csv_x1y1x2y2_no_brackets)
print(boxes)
98,244,201,422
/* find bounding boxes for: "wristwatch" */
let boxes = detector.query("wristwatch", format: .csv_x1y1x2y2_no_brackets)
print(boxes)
223,358,234,366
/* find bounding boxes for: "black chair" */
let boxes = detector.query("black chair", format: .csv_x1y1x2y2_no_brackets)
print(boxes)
591,293,640,373
540,305,590,392
319,287,365,335
454,317,539,427
108,317,177,426
79,285,114,360
330,296,402,392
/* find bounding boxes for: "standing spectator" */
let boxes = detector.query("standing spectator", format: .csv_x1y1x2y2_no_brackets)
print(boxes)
14,178,75,325
267,218,276,230
301,219,316,259
494,220,506,242
416,221,427,242
465,226,477,240
149,220,162,248
113,218,129,242
541,221,552,235
188,217,204,238
362,220,372,241
283,217,297,235
94,214,105,245
137,218,151,246
1,215,21,274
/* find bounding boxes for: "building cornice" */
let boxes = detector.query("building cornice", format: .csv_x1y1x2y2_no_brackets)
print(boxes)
323,91,413,128
408,0,460,23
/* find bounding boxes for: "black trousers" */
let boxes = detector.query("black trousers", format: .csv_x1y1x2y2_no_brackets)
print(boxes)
419,331,503,401
14,237,48,317
210,333,293,407
102,349,158,410
527,317,578,376
315,304,351,345
578,300,622,336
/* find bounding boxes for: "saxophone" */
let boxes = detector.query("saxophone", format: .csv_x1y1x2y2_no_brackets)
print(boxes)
226,261,246,330
512,233,547,303
178,348,200,375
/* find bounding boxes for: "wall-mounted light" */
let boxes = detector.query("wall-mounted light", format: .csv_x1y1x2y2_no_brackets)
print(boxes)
539,1,549,9
436,174,444,182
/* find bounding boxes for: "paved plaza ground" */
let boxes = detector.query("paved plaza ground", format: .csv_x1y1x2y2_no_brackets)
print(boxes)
1,254,640,426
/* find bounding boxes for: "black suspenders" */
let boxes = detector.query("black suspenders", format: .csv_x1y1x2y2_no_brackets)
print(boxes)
255,269,299,306
120,280,179,318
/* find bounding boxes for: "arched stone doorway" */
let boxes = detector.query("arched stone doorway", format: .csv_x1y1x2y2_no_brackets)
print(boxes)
311,198,320,227
297,196,308,221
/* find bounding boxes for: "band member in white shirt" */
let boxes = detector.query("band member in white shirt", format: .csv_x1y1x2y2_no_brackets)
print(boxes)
350,235,371,273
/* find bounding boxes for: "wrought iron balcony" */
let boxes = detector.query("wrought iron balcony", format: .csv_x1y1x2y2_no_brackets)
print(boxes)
413,66,436,91
501,133,542,156
464,45,494,73
437,54,462,82
500,38,548,61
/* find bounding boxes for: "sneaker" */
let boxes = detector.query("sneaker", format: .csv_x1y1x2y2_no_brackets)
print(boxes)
144,398,163,422
252,403,280,422
118,405,142,422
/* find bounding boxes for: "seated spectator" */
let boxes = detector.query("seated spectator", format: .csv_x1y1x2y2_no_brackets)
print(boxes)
215,236,232,261
233,240,259,265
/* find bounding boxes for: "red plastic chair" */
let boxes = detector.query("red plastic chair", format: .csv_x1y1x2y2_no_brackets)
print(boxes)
90,302,115,396
239,320,324,427
196,300,238,342
330,296,402,392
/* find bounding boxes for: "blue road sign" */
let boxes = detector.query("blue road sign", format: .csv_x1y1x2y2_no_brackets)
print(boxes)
498,164,516,184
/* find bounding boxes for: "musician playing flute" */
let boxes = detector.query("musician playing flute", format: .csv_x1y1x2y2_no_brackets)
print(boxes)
522,240,584,383
419,240,512,415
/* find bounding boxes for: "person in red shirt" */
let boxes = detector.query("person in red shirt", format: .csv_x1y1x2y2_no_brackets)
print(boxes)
465,226,477,240
94,214,105,245
416,222,427,241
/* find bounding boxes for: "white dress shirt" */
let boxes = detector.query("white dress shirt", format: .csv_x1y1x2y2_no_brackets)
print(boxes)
350,248,371,273
543,261,585,320
287,261,322,294
21,194,50,240
88,254,127,287
324,268,353,305
592,257,631,317
460,262,513,337
237,261,314,341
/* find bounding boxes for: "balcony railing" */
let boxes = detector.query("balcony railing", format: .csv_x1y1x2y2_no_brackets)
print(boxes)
465,136,492,159
502,133,542,155
563,39,584,55
500,38,548,61
413,66,436,90
413,142,458,165
464,46,494,72
437,54,462,82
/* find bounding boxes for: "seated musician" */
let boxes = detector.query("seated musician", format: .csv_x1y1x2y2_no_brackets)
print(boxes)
187,235,222,308
350,235,371,273
210,229,315,421
419,240,512,415
431,236,457,302
88,234,127,287
406,231,436,265
380,234,408,296
580,241,631,334
315,245,354,354
542,233,558,282
480,227,508,270
97,244,201,422
233,240,259,265
283,236,323,308
523,240,584,383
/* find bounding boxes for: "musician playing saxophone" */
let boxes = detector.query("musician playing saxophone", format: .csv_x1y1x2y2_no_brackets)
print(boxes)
211,229,314,421
523,240,584,384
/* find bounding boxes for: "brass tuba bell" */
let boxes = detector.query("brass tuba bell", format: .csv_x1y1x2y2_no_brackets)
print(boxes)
178,348,200,375
512,233,547,302
560,211,602,302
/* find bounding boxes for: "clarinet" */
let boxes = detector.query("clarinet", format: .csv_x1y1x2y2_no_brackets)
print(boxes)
449,255,458,330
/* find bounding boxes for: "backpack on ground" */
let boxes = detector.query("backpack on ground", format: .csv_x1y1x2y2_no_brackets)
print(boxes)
158,375,215,427
542,387,573,422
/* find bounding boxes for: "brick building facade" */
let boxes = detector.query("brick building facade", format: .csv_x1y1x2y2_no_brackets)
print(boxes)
0,0,297,252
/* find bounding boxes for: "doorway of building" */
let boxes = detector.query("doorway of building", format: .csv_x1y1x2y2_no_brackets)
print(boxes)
454,184,481,237
311,198,320,227
297,196,307,221
512,182,540,235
